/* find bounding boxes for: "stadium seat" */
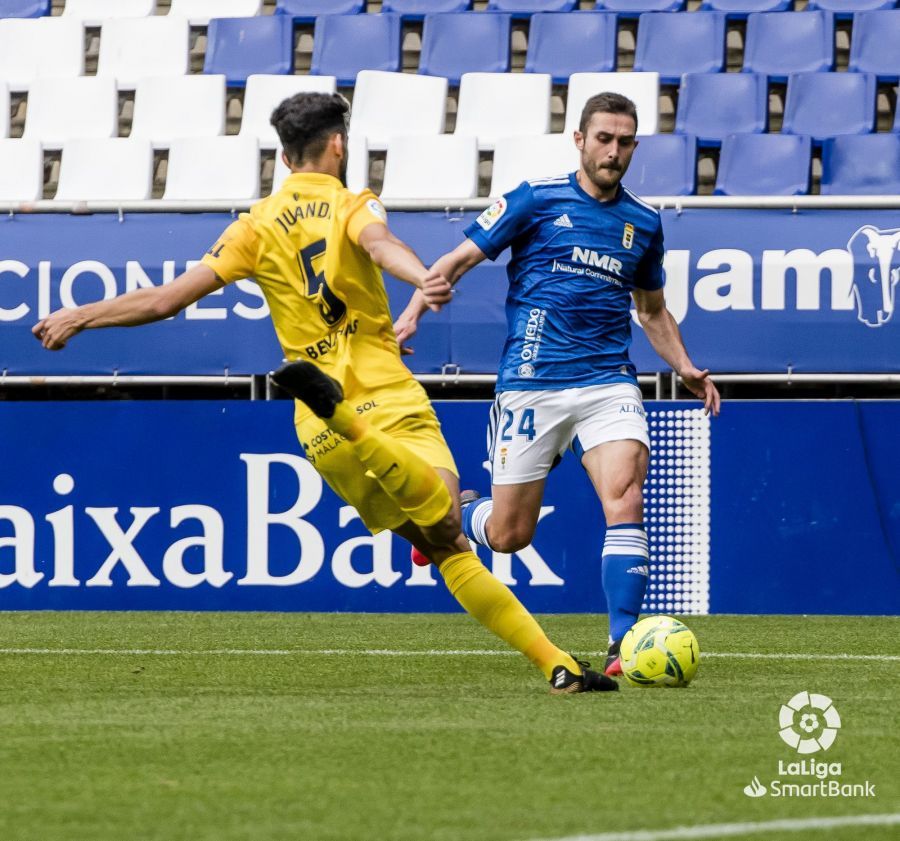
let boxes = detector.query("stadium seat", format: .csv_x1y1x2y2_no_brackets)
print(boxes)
622,134,696,196
130,75,225,148
310,15,402,86
381,0,471,19
782,72,876,143
699,0,791,15
743,11,834,81
275,0,364,21
807,1,896,18
487,0,577,14
0,17,84,92
56,138,153,201
564,72,660,136
455,73,551,150
0,139,43,201
97,17,189,89
821,134,900,194
23,77,117,150
168,0,262,26
0,83,8,139
633,11,726,85
0,1,51,18
241,74,337,148
524,12,617,83
62,0,155,25
675,72,767,146
204,16,293,86
849,11,900,82
272,135,368,194
348,71,447,150
595,1,685,14
164,136,260,200
381,135,479,199
714,133,811,195
419,13,511,85
490,134,579,195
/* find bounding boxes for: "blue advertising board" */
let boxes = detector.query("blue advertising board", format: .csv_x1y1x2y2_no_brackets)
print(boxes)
0,400,897,615
1,209,899,375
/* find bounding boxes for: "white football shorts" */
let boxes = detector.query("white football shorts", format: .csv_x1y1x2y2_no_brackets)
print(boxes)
487,383,650,485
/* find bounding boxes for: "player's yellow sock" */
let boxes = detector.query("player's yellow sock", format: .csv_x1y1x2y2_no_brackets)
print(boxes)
438,551,580,680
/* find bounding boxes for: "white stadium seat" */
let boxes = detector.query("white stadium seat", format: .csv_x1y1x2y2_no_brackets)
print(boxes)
455,72,552,150
23,77,118,150
0,139,43,202
0,83,8,140
0,18,84,93
381,135,478,200
63,0,156,26
349,71,447,151
272,135,369,195
490,134,580,196
168,0,262,26
56,138,153,201
164,136,260,201
130,75,226,148
241,74,338,149
564,72,660,137
97,17,189,89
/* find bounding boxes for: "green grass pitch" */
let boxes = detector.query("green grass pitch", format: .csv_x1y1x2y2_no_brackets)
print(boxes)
0,613,897,841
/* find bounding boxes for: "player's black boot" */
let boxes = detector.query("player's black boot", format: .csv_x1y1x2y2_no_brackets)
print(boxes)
550,656,618,695
604,639,623,677
272,360,344,418
460,489,481,507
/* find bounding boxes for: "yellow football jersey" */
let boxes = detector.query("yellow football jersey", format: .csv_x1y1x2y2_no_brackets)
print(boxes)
201,171,412,389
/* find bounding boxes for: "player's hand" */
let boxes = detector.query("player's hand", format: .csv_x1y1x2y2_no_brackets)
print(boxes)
420,269,453,312
393,313,418,356
680,367,721,416
32,309,83,351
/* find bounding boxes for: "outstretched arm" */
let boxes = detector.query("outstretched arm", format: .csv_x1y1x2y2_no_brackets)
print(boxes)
632,287,721,416
32,264,225,351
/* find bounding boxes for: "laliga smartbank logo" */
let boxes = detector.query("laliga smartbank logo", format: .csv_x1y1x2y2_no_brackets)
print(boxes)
742,692,876,800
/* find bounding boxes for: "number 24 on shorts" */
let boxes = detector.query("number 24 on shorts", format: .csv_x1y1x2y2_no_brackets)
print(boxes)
500,408,536,442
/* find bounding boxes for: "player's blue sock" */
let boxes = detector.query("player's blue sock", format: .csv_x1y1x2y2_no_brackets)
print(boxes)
602,524,650,643
462,497,494,549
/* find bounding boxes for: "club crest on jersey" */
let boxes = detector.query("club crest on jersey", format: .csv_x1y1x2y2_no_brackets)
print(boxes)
477,198,507,231
623,223,634,249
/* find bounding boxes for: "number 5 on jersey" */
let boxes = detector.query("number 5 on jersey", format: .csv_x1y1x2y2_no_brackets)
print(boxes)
297,239,346,326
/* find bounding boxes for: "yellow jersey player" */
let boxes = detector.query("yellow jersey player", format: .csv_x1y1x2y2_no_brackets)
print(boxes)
33,92,616,694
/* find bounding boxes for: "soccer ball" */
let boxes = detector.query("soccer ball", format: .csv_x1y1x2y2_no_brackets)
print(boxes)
619,615,700,687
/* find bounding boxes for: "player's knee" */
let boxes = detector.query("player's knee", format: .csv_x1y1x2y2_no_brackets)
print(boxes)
487,523,533,554
605,482,644,523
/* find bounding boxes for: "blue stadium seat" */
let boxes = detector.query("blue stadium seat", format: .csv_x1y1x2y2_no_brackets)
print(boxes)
699,0,791,16
382,0,471,20
715,134,811,195
807,1,896,19
782,72,876,143
849,10,900,82
419,13,511,85
821,134,900,194
310,15,401,85
622,134,696,195
524,12,617,83
633,12,725,85
487,0,577,14
275,0,363,21
743,11,834,81
0,0,50,17
204,16,293,86
595,1,685,14
675,72,767,146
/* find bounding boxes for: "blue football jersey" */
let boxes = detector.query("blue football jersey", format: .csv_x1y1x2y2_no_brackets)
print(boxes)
464,172,665,392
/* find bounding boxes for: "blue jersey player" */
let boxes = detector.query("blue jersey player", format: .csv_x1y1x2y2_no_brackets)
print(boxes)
396,93,721,677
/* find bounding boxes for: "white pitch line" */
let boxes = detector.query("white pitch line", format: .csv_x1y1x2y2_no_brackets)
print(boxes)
527,813,900,841
0,648,897,661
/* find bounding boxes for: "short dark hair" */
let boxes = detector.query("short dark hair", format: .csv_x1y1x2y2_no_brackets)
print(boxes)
578,92,638,135
270,92,350,166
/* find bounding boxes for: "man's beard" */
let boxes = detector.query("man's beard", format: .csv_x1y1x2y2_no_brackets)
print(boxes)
583,156,624,191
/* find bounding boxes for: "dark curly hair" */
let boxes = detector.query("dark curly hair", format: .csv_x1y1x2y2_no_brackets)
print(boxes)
270,92,351,167
579,92,638,135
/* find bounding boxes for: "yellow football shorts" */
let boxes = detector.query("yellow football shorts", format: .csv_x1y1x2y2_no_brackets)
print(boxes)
293,376,458,533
